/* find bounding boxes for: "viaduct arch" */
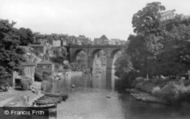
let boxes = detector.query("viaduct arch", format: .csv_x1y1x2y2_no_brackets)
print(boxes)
67,45,125,89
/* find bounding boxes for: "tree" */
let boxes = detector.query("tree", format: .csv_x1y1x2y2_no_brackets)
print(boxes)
132,2,165,35
33,32,43,44
49,47,68,64
116,2,168,79
125,34,162,77
128,4,190,77
114,53,133,78
115,2,190,91
0,19,25,85
125,2,166,77
17,27,34,45
71,51,89,73
156,15,190,75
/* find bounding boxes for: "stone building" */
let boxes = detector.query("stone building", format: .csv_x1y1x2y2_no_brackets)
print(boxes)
61,40,67,46
29,44,46,54
22,62,36,82
12,62,36,88
36,61,55,75
52,40,61,47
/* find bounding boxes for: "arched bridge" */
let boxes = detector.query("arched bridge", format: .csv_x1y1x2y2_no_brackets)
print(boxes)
67,45,125,89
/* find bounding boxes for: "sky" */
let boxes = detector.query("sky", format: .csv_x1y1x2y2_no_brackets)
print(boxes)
1,0,190,40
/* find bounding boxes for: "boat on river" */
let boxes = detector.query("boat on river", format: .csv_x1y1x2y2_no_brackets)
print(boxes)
33,92,68,106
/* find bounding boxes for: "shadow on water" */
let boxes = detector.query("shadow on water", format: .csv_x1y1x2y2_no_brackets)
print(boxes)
118,92,190,119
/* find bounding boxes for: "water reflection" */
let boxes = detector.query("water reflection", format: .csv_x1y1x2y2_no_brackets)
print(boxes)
118,92,190,119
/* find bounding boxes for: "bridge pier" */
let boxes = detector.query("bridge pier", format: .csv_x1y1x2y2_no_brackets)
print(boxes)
106,67,112,89
106,54,113,89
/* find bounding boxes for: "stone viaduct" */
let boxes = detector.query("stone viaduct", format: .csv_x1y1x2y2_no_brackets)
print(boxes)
66,45,125,89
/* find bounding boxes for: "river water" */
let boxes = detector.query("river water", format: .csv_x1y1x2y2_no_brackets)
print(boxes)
57,88,190,119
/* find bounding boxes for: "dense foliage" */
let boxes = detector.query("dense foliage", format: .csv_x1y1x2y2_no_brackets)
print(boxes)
0,19,26,85
17,27,34,45
20,77,33,90
115,2,190,89
132,2,165,35
49,47,68,64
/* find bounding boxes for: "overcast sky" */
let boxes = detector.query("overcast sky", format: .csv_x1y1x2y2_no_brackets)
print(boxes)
1,0,190,40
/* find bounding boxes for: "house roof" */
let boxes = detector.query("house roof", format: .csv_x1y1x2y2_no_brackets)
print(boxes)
29,44,44,47
21,61,36,66
37,60,53,65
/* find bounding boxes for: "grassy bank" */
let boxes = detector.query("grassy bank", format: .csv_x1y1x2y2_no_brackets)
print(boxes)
130,77,190,104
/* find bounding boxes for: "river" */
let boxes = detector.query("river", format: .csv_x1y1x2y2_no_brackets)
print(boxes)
57,88,190,119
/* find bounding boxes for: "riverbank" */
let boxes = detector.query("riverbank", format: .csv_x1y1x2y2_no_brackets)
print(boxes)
0,82,42,107
126,88,168,104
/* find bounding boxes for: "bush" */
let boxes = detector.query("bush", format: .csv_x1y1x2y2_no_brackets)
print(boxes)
20,77,33,90
41,80,53,92
134,77,172,93
176,85,190,102
134,76,190,103
0,82,9,92
34,72,43,81
183,79,190,86
150,78,170,88
153,82,182,102
132,77,145,88
136,82,155,93
151,86,161,94
134,77,156,93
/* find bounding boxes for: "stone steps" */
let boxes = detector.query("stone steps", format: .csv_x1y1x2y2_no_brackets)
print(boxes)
29,94,44,106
